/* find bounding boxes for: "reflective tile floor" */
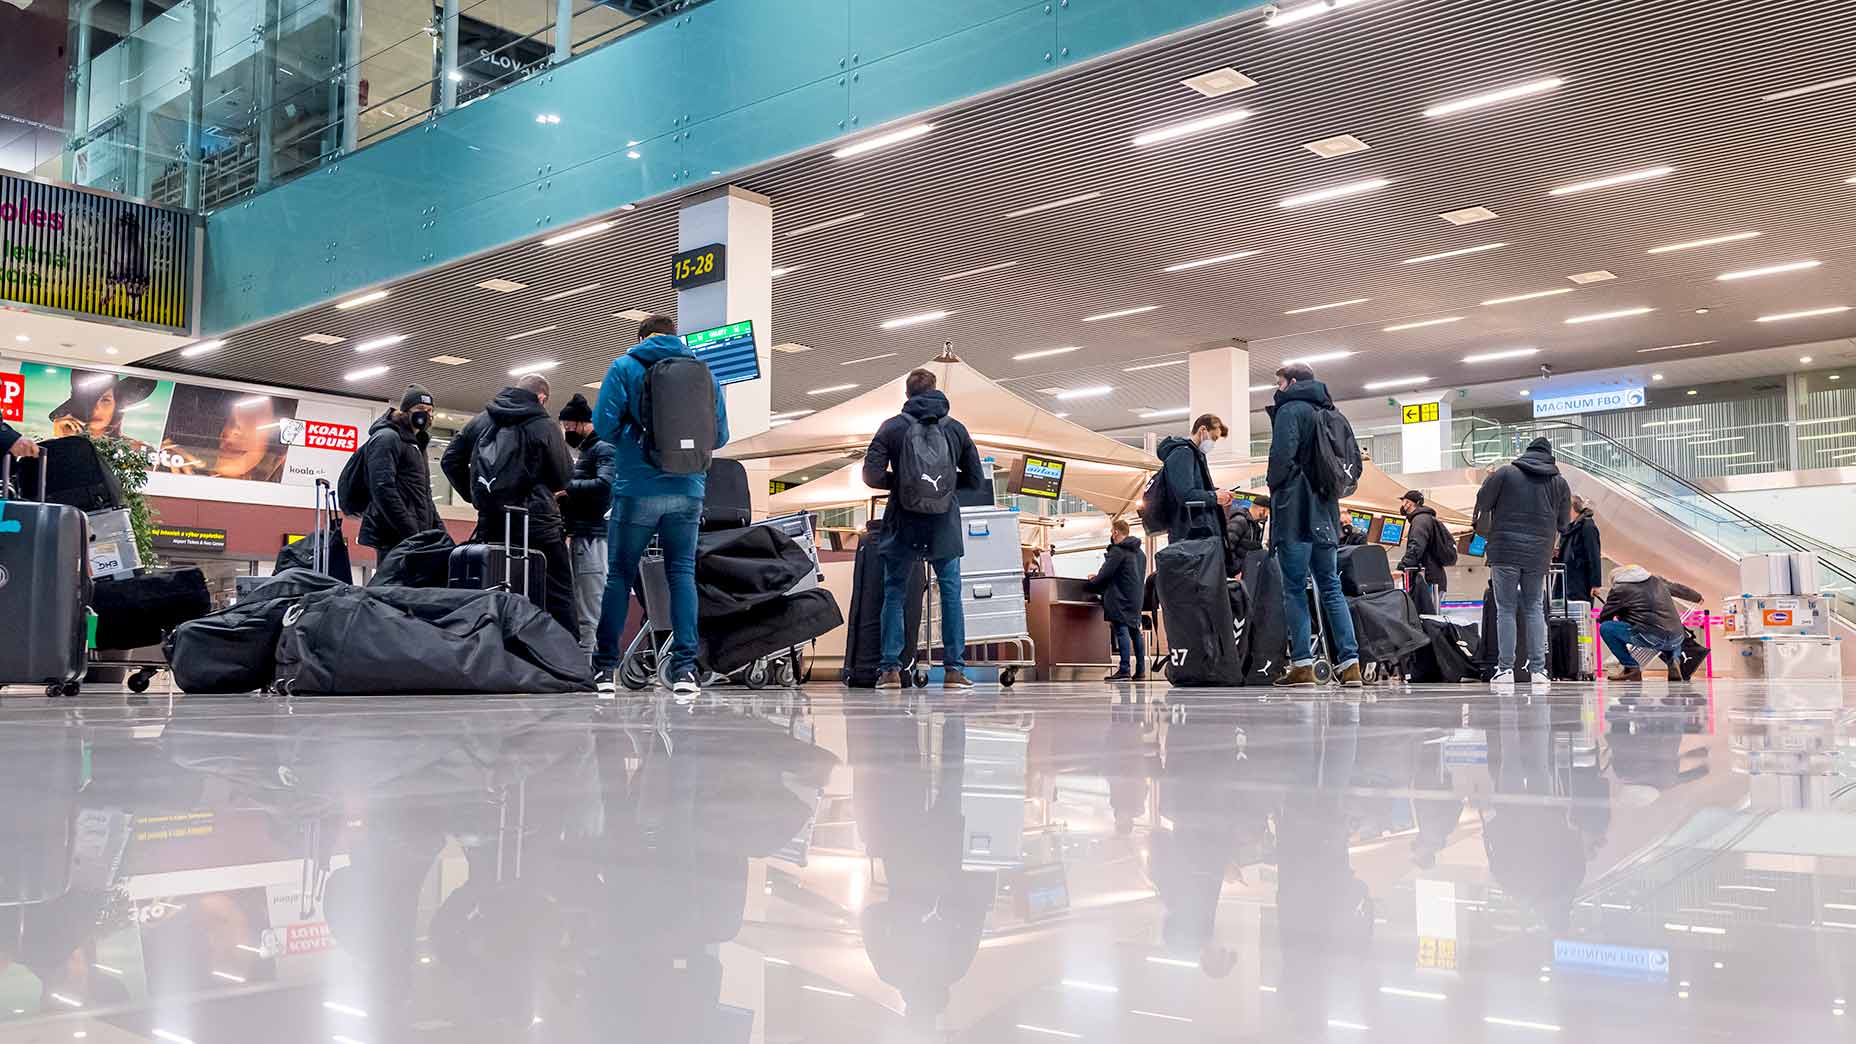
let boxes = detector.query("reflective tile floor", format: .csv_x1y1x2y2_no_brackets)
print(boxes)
1,678,1852,1042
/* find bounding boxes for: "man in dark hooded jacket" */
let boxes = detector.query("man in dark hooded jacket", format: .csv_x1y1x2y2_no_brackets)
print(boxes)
1473,436,1572,691
1597,565,1703,682
1086,518,1148,681
861,368,985,690
441,373,578,638
1396,490,1453,616
1266,362,1362,688
357,384,440,556
1155,414,1234,544
1556,496,1603,602
558,392,616,656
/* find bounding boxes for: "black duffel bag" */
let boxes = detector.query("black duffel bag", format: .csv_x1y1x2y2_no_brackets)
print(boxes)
702,588,843,675
164,569,349,692
1407,617,1481,684
695,523,815,617
368,527,457,588
92,567,212,651
1348,587,1431,666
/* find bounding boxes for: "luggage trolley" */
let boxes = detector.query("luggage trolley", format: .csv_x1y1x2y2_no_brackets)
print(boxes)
910,506,1035,687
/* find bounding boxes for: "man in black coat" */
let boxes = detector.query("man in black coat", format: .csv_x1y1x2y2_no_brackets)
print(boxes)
1556,496,1603,602
1473,437,1572,691
1265,363,1362,688
441,374,578,637
356,384,440,556
557,393,617,656
1087,518,1148,681
1598,565,1704,682
2,421,39,460
1155,414,1234,544
861,368,986,689
1396,490,1454,616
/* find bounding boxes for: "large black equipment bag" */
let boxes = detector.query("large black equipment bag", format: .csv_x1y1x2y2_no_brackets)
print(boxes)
1305,405,1362,501
448,506,545,612
0,456,90,690
1347,587,1431,666
13,435,124,512
636,355,717,475
92,567,211,651
695,523,817,617
1337,543,1394,596
1238,548,1287,685
701,457,752,531
1155,532,1245,687
893,417,958,514
842,530,926,687
1407,618,1480,684
165,569,348,692
369,527,458,588
701,588,843,675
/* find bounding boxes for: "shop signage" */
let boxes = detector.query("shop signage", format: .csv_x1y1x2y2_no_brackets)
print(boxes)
1401,401,1440,424
1,171,194,331
279,418,360,452
1,371,21,422
442,12,553,105
1531,386,1645,419
150,525,227,551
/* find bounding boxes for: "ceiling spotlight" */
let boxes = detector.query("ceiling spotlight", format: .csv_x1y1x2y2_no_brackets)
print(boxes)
1652,373,1664,381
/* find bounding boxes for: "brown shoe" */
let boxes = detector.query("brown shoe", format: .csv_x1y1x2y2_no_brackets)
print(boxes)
1338,663,1365,688
875,670,903,690
1273,665,1318,688
1666,661,1685,684
1607,667,1643,683
943,671,975,689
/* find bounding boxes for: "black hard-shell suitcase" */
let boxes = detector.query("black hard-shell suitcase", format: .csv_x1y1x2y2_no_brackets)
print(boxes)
1155,529,1245,687
448,506,545,612
91,566,211,651
1337,543,1394,596
1,456,91,694
1548,617,1582,681
843,529,925,687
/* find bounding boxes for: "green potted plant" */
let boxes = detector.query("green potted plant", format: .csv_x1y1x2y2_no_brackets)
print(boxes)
92,433,158,569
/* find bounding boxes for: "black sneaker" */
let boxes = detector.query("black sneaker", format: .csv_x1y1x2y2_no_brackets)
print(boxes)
1103,671,1133,682
671,672,700,704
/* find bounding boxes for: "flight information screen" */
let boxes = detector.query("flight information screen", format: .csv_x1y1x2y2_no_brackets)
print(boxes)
682,320,761,385
1012,455,1066,500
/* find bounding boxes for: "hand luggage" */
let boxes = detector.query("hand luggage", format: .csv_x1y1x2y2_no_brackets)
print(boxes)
1407,617,1480,684
1547,576,1595,680
368,527,457,588
1347,587,1431,666
1238,548,1287,685
842,528,926,687
1337,543,1394,597
448,506,546,612
1155,521,1245,687
701,457,752,531
12,435,125,512
92,566,211,651
0,456,91,695
1475,582,1500,679
275,478,352,581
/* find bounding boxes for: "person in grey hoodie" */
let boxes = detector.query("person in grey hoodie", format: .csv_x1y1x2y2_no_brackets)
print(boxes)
1597,565,1704,682
1473,436,1572,691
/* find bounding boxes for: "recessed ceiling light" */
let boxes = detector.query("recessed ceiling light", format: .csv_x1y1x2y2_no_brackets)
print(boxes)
1053,411,1071,418
841,352,898,366
614,308,654,321
429,354,470,365
476,278,528,292
353,334,407,353
1647,231,1761,254
784,211,868,237
1124,359,1187,372
335,289,390,310
179,339,225,358
1131,108,1252,147
1279,177,1390,208
1567,270,1617,284
534,113,560,124
301,333,347,345
832,122,933,159
1082,305,1159,323
1283,350,1356,365
1548,165,1674,196
506,324,559,341
1565,307,1654,324
1757,305,1851,322
1687,389,1699,396
771,342,813,354
1462,347,1540,364
1403,242,1506,265
582,382,601,390
12,334,27,342
1014,346,1083,361
1005,191,1102,218
1801,355,1815,363
542,282,603,301
880,310,950,329
1284,297,1370,315
1718,259,1821,281
103,346,118,355
1303,134,1370,158
1055,385,1114,400
1363,376,1432,390
1181,67,1257,97
1519,390,1532,397
541,221,612,247
1440,206,1498,225
1422,76,1564,118
807,383,858,395
1138,406,1192,419
626,150,641,159
1483,288,1575,305
1163,250,1260,272
508,360,559,376
1383,317,1464,331
1652,373,1664,380
344,365,389,382
938,260,1019,281
1760,75,1856,101
1833,375,1844,381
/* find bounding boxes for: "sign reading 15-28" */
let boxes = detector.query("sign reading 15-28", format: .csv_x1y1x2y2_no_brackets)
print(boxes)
1532,386,1647,419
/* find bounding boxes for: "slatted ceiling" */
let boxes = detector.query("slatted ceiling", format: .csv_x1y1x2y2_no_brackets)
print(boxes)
146,0,1856,433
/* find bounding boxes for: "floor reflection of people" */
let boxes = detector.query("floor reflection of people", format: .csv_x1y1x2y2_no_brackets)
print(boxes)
1151,706,1260,977
1482,699,1611,932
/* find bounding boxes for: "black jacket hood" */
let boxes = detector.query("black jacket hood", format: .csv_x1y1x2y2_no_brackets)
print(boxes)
370,408,426,449
1115,534,1143,551
1512,446,1560,477
1406,504,1437,521
1270,378,1334,413
1156,434,1197,461
487,386,549,424
902,390,951,422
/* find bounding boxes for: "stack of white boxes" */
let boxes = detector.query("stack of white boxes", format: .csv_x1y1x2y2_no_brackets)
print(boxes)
1727,552,1841,681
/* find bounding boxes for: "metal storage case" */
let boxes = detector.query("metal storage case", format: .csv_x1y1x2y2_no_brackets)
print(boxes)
915,506,1035,684
1738,553,1795,597
1731,635,1842,682
1723,594,1834,638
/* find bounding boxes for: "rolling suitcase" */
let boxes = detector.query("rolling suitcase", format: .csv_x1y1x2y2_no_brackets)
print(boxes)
447,506,546,612
1337,544,1394,596
842,526,926,687
0,456,91,695
1154,525,1245,687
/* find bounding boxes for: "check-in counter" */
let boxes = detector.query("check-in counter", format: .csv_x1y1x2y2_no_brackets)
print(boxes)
1027,575,1116,680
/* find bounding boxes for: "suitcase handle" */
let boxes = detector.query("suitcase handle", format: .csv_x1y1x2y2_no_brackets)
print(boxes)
0,450,49,503
502,505,531,594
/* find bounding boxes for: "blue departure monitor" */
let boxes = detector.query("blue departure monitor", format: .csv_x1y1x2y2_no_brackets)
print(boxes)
682,320,761,386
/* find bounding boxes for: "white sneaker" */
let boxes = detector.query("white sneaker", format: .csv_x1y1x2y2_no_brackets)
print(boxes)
1489,670,1515,693
671,672,701,705
1530,672,1552,694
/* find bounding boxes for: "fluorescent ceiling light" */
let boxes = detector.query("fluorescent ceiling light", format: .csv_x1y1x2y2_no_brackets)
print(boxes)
1266,0,1375,27
1403,242,1506,264
322,1002,369,1018
769,409,815,421
1483,1017,1561,1032
1463,347,1540,363
1053,411,1070,418
1055,385,1114,400
1015,1026,1082,1040
1249,383,1275,392
1423,77,1564,117
1139,406,1192,418
1694,451,1758,459
841,352,898,365
1380,987,1448,1001
1285,297,1369,315
476,278,528,292
1279,177,1389,208
1793,415,1856,425
1328,1021,1370,1031
1014,346,1083,361
353,334,407,353
807,383,858,395
335,289,389,310
1163,250,1260,272
1640,417,1704,428
769,265,802,279
542,282,603,301
1565,307,1654,324
508,360,559,376
1130,1010,1193,1023
1383,316,1463,331
1548,165,1674,196
1081,305,1159,322
1483,288,1574,305
880,310,950,329
1132,108,1252,146
344,365,389,382
234,395,270,408
1363,376,1431,390
180,339,225,358
1638,340,1716,353
1718,259,1821,280
1757,306,1851,322
784,211,867,237
1005,191,1102,218
832,122,933,158
1124,359,1186,371
542,221,612,247
429,354,470,365
1647,231,1761,254
301,333,346,345
1761,75,1856,101
939,260,1019,281
506,324,559,340
1283,350,1356,365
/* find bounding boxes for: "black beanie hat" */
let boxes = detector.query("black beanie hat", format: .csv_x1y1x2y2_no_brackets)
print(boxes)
400,384,433,412
558,392,593,423
1401,490,1425,505
1527,436,1553,453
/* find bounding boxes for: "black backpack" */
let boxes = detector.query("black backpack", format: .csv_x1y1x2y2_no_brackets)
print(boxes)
336,446,370,514
634,356,717,475
1136,471,1172,538
471,421,529,510
1304,405,1362,501
894,418,958,514
1432,520,1460,567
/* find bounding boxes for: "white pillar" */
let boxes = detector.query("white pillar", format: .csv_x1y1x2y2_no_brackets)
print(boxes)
1187,341,1250,465
1394,394,1453,473
678,186,773,512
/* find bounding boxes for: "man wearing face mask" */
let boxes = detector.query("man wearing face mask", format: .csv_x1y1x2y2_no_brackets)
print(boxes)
1154,414,1234,545
356,384,441,557
557,393,616,656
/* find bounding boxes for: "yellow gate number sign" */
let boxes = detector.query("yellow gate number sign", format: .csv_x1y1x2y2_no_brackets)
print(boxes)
1402,402,1440,425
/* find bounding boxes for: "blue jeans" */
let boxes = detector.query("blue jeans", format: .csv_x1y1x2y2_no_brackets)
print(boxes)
593,494,702,677
1110,622,1145,676
1490,566,1546,675
1277,541,1359,668
879,544,964,672
1599,619,1683,669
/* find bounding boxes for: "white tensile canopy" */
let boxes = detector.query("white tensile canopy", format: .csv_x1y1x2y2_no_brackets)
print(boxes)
721,356,1158,516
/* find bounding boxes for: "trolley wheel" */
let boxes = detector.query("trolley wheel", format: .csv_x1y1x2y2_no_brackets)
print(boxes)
912,669,930,688
1311,660,1334,685
745,660,770,689
46,682,64,698
127,670,153,694
1000,668,1017,687
620,650,654,691
773,656,796,688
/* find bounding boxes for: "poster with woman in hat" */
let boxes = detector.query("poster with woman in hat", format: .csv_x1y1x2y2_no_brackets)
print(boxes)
13,363,174,452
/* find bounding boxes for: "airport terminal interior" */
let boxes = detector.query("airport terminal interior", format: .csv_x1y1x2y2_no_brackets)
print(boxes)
4,0,1856,1040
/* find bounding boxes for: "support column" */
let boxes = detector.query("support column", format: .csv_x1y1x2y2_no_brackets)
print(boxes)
1187,340,1251,467
554,0,575,63
255,0,281,191
678,186,773,512
1394,394,1453,474
341,0,365,151
439,0,460,113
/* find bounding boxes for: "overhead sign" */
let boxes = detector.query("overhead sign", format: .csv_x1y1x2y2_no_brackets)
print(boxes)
1401,401,1441,424
1,171,194,330
683,319,760,385
670,242,726,290
150,525,227,551
1532,386,1646,418
1552,940,1669,980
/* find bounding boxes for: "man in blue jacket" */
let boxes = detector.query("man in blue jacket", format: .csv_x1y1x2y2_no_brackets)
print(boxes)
589,315,730,699
1265,362,1362,688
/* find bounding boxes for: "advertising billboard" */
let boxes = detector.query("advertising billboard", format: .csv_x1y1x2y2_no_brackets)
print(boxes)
1,171,194,330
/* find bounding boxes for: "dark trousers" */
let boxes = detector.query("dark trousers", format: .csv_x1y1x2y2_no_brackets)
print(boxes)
479,515,579,638
1109,622,1145,676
